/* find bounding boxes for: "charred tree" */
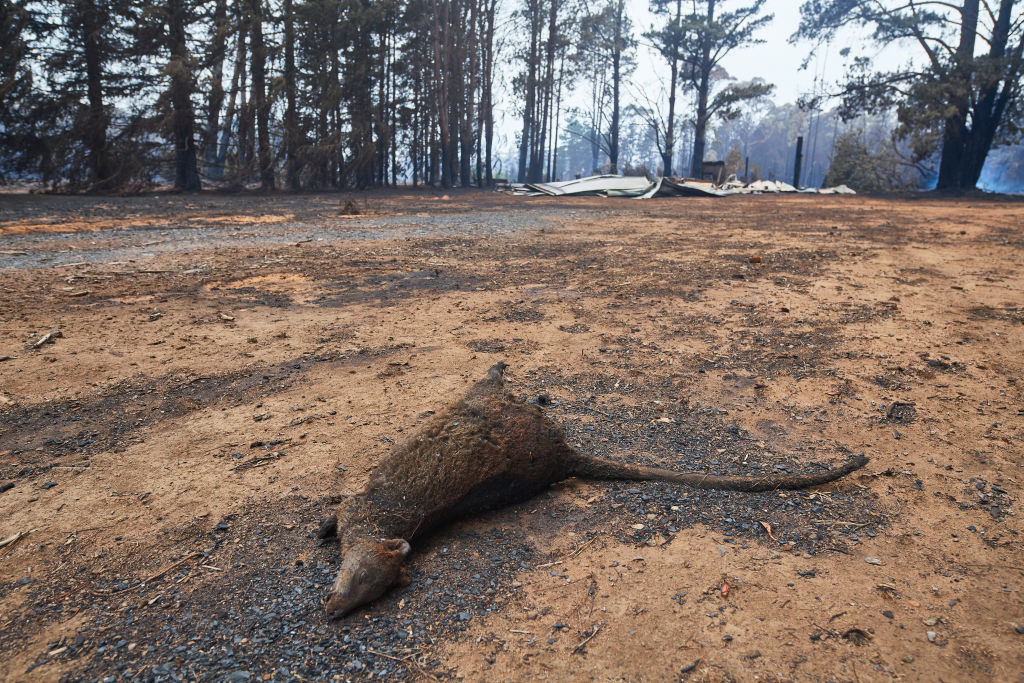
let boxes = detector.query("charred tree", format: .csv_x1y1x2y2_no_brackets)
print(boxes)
249,0,274,189
203,0,228,179
167,0,201,191
283,0,301,190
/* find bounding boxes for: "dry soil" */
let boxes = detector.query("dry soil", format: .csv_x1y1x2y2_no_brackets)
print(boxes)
0,190,1022,682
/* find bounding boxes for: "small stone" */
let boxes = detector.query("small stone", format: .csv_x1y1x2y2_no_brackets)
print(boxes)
1015,625,1024,635
0,482,13,493
923,617,938,626
42,481,58,490
865,557,883,565
882,610,894,619
902,655,915,663
926,631,937,643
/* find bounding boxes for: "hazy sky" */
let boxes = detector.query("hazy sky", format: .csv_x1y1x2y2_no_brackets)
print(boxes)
628,0,919,105
492,0,925,160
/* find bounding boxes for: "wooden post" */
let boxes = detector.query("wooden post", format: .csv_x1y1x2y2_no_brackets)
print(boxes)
793,136,804,189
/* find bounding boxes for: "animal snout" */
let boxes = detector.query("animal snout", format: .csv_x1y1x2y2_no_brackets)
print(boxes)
327,607,345,621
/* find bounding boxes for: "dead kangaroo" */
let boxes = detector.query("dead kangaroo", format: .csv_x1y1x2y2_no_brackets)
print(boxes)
320,362,867,619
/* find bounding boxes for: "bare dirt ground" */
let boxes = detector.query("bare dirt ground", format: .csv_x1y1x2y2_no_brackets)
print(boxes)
0,190,1021,682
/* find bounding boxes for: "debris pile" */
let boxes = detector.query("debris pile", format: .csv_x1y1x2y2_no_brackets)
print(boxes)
508,174,856,198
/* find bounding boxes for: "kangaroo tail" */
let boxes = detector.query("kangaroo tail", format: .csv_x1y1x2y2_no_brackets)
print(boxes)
570,454,868,492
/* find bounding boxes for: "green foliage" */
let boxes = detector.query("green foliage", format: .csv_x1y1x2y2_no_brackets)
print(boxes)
723,145,742,177
795,0,1024,190
0,0,37,180
710,78,774,121
823,129,919,192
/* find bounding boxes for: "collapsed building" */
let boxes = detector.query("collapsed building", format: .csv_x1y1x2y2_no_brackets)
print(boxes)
508,174,856,198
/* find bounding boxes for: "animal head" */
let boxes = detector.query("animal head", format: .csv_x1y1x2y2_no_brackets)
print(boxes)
325,538,411,620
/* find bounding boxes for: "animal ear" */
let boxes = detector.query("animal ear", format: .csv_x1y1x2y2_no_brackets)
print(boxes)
317,515,338,539
381,538,411,558
487,362,508,382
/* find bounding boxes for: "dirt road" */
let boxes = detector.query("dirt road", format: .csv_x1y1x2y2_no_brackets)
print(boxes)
1,190,1021,681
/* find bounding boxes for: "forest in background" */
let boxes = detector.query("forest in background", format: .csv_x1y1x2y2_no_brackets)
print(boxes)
0,0,1022,194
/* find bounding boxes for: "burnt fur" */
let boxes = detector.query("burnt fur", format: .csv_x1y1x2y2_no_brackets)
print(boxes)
322,363,868,618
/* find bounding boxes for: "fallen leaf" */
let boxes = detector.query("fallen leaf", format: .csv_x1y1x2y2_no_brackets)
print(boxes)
760,521,777,541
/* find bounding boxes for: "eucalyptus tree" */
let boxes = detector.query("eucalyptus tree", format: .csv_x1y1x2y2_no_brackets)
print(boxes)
644,0,685,174
675,0,773,177
575,0,635,174
795,0,1024,191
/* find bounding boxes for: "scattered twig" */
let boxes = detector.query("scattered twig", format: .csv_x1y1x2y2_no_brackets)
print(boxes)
811,519,868,529
365,650,409,664
48,579,91,604
0,528,36,550
573,623,604,653
140,551,204,585
538,535,603,568
567,535,601,559
32,330,62,348
365,650,439,682
232,452,287,472
90,551,203,596
963,562,1024,572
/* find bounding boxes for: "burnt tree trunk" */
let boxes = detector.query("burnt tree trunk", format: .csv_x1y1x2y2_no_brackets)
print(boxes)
482,0,496,185
957,0,1019,189
661,0,681,176
79,0,112,188
216,21,245,176
517,0,540,183
936,0,978,191
608,0,625,174
431,0,451,186
283,0,300,190
168,0,201,191
460,0,478,187
249,0,274,190
204,0,227,178
689,0,714,177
